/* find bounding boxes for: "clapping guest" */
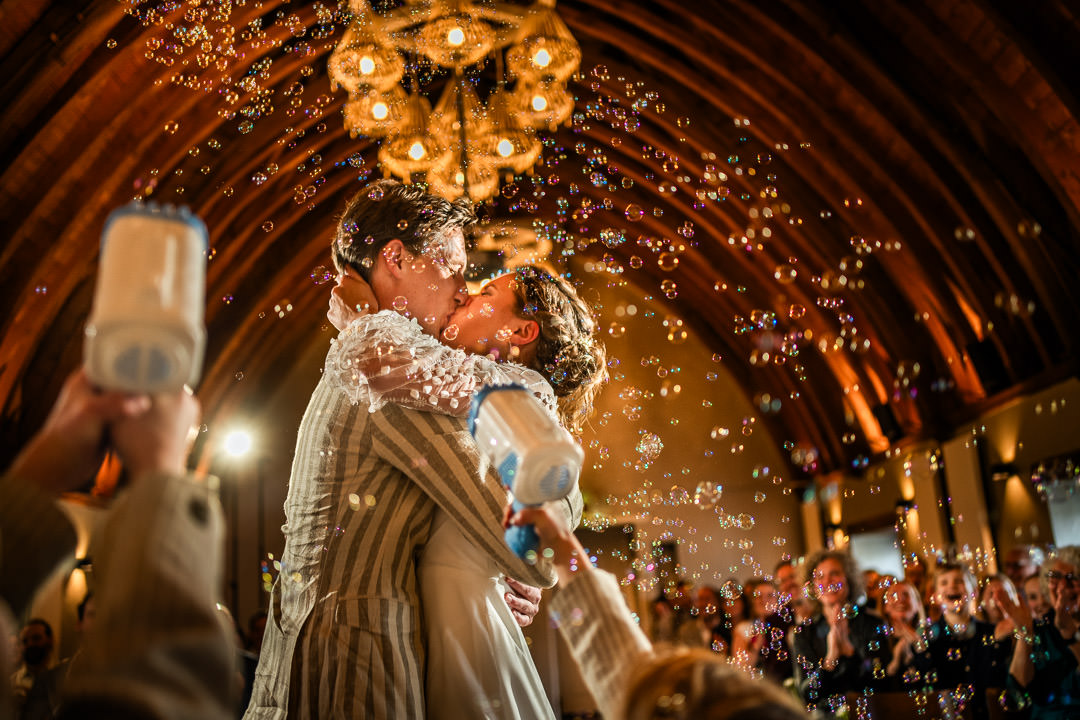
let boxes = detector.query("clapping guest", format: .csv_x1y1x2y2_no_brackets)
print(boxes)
718,580,748,656
1001,545,1045,592
977,573,1020,642
881,581,925,687
731,579,777,673
772,560,814,627
866,573,896,616
1022,573,1051,621
791,550,889,717
912,562,1011,719
756,562,808,685
995,547,1080,719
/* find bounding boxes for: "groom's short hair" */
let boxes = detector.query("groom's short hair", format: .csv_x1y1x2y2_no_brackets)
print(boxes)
332,179,476,280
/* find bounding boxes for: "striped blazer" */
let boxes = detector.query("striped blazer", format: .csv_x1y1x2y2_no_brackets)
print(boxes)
245,369,580,720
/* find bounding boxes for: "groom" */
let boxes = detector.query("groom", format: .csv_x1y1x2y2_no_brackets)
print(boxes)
245,180,580,720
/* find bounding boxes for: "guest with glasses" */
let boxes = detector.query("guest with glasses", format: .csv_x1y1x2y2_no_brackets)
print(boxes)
995,546,1080,719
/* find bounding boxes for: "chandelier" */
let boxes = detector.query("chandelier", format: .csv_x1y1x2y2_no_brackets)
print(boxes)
329,0,580,202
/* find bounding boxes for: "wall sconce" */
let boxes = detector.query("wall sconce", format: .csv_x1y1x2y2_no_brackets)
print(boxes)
989,462,1020,482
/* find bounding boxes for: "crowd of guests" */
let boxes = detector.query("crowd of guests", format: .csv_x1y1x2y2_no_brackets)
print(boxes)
3,367,1077,719
649,546,1080,718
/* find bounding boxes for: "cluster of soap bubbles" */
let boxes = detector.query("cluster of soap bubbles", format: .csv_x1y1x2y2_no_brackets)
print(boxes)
115,2,1042,597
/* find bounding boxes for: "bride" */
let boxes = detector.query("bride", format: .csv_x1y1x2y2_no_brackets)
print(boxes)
328,264,606,719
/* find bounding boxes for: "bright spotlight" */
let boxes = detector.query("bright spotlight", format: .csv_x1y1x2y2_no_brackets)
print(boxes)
224,430,252,457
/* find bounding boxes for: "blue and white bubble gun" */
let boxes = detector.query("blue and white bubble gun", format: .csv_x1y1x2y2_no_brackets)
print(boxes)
468,383,583,559
84,201,208,393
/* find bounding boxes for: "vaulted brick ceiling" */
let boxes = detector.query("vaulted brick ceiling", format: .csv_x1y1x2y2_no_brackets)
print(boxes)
2,0,1077,484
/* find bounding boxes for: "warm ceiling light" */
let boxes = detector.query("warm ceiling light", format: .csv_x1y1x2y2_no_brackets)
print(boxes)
482,88,542,174
332,2,579,200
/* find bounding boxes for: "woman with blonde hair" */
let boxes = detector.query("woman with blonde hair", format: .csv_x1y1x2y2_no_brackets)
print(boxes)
880,580,925,685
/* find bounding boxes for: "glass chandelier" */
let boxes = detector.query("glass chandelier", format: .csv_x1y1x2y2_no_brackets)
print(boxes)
329,0,581,201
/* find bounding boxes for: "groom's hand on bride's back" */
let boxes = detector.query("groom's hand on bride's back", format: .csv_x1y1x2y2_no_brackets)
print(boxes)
504,577,542,627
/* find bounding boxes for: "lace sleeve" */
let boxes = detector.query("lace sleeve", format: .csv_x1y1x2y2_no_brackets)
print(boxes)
324,310,557,418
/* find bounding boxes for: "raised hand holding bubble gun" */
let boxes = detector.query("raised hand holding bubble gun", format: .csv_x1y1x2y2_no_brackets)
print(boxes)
84,201,208,393
468,383,583,559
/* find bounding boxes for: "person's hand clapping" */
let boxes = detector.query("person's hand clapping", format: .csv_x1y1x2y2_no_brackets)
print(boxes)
993,585,1034,633
823,606,854,668
328,267,379,332
7,369,151,495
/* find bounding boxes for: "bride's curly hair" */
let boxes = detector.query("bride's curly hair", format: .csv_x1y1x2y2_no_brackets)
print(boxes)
511,266,607,434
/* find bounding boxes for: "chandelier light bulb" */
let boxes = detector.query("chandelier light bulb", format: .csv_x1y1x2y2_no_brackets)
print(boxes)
531,94,548,112
532,48,551,68
372,102,389,120
408,141,427,160
497,138,514,157
359,55,376,74
447,27,465,47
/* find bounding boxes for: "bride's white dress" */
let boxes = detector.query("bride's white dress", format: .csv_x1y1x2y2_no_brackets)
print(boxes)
329,311,561,719
421,511,557,720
